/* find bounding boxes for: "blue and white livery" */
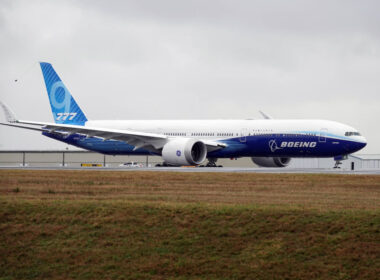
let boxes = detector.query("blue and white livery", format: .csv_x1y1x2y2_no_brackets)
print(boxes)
40,62,87,125
0,62,367,167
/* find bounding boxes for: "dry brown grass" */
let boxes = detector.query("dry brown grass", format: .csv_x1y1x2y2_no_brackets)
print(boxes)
1,170,379,210
1,170,380,279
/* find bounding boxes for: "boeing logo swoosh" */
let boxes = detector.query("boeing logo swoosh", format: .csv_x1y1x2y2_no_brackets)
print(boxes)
269,140,282,152
270,140,318,152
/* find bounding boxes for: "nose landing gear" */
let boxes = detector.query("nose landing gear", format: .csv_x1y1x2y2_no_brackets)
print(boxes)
334,160,342,169
333,155,348,169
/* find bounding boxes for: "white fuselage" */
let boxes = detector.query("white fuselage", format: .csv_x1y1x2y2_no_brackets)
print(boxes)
86,119,366,143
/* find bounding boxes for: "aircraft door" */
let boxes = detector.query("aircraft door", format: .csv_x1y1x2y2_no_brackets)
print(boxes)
240,128,248,143
319,128,327,143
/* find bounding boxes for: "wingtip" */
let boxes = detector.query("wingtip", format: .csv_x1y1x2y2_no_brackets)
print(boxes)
0,101,18,123
259,110,273,120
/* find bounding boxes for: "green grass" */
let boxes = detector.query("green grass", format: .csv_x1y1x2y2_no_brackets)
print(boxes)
1,200,379,280
0,170,379,279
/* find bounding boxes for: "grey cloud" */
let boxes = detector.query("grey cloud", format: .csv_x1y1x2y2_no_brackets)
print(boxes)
0,0,379,153
80,0,380,35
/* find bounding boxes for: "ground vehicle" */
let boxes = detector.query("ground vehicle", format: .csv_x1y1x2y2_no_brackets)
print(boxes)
119,162,143,168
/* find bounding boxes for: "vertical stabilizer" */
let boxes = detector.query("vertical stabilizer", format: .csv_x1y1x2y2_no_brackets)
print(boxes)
40,62,87,125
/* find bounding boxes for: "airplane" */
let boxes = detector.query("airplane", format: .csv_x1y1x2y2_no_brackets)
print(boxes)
0,62,367,167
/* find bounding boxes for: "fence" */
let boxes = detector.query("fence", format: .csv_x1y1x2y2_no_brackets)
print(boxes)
0,150,161,168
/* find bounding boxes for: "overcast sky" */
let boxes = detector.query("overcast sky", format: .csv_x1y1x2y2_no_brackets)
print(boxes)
0,0,379,153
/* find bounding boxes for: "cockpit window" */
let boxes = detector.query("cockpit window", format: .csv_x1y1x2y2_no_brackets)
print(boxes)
345,132,361,136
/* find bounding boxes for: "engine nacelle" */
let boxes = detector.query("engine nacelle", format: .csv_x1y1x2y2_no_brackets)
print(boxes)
162,138,207,166
251,157,291,168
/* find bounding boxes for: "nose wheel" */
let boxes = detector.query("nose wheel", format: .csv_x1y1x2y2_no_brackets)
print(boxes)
333,155,348,169
334,160,342,169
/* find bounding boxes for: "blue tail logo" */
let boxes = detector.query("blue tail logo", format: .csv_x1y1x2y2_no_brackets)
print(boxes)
40,62,87,125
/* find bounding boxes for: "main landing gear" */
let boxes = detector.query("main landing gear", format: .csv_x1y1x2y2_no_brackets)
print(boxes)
155,158,223,168
200,158,223,168
155,162,170,167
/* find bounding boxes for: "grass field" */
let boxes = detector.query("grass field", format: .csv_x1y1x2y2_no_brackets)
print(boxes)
0,170,379,279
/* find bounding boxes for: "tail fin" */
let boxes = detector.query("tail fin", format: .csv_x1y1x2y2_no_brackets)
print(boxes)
40,62,88,125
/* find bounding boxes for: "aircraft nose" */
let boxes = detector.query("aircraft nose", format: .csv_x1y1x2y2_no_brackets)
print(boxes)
344,137,367,153
354,137,367,152
360,137,367,148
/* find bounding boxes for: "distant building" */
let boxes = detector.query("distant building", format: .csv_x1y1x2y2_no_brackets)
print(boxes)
289,154,380,170
0,150,379,170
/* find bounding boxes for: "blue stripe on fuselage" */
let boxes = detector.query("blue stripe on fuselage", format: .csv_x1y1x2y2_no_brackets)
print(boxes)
42,132,365,157
209,134,364,158
42,132,155,155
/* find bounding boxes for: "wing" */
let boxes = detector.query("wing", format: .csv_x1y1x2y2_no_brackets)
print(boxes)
15,120,169,151
259,111,273,120
1,101,227,152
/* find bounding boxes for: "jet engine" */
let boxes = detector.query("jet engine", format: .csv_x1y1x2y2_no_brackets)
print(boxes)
251,157,291,167
162,138,207,166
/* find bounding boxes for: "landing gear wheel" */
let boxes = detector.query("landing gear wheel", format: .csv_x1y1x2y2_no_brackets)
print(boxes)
155,162,170,167
206,158,218,167
334,160,342,169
